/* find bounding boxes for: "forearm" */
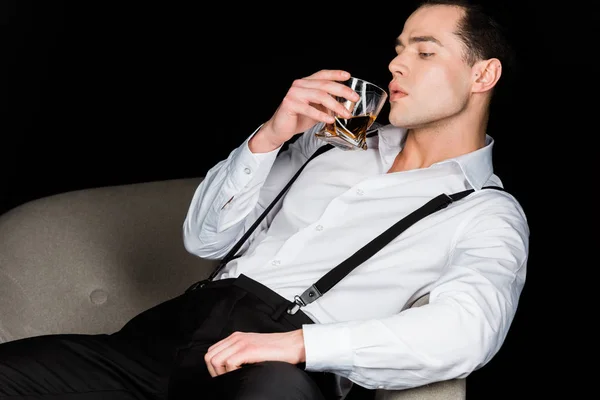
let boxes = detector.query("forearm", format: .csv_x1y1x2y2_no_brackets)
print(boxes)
301,196,529,389
302,266,525,389
183,129,281,259
248,122,286,153
303,298,504,390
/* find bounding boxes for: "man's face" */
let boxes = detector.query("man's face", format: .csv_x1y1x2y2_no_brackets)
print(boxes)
388,5,475,129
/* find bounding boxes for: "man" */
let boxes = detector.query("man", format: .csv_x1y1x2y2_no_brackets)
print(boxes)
0,1,529,399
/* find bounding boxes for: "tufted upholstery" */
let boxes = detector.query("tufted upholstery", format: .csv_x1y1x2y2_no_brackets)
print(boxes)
0,177,465,399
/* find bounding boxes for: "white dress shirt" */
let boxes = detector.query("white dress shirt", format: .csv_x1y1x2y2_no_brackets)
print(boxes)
182,123,529,392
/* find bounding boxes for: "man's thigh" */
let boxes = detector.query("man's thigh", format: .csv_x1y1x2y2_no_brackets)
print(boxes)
206,361,332,400
0,282,226,399
0,333,168,399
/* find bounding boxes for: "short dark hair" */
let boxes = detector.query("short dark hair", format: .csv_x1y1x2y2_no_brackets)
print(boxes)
415,0,516,74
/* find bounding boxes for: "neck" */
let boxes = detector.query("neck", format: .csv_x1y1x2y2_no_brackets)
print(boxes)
388,111,488,174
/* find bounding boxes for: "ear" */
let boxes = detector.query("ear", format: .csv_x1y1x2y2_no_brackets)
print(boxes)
471,58,502,93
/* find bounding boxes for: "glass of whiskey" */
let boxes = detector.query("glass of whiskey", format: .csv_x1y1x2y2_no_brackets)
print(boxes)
315,76,388,150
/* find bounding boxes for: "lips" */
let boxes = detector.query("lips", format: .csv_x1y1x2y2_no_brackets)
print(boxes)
388,82,408,101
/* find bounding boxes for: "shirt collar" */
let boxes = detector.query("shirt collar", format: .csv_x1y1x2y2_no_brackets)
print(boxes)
370,124,495,190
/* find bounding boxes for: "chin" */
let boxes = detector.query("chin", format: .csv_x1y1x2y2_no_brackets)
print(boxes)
388,112,401,127
388,107,412,127
389,109,441,130
389,115,412,128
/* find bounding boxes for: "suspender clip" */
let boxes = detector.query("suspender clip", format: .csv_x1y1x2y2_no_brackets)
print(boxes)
287,285,322,314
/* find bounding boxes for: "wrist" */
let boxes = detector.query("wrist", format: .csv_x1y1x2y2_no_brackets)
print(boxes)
249,123,283,153
294,329,307,363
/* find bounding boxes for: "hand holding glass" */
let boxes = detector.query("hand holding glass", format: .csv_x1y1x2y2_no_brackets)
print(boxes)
315,77,388,150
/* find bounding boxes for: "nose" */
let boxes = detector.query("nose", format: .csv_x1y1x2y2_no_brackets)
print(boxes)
388,53,408,77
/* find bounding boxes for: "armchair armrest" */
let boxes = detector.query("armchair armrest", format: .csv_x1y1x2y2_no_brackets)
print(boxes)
0,177,218,342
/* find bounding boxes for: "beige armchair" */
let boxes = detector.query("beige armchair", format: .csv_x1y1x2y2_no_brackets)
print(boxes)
0,177,465,399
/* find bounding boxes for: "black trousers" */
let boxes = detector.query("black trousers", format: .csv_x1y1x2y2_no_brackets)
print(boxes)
0,275,359,400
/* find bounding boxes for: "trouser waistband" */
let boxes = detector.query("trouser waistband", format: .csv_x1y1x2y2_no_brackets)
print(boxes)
188,274,314,328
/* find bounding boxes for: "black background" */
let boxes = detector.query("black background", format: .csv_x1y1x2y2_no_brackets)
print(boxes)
2,1,581,398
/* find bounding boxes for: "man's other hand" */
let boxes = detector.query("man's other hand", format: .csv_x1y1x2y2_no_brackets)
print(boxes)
204,329,306,377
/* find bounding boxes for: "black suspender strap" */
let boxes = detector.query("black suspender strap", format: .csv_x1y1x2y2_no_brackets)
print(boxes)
201,141,506,315
286,185,504,315
206,143,334,280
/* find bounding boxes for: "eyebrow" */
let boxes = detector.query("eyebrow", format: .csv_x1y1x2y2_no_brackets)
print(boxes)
395,36,443,47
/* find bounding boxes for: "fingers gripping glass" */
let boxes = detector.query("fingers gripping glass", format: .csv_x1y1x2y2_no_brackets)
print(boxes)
315,77,388,150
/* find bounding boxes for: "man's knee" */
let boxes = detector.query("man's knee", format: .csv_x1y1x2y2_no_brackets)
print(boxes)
212,361,328,400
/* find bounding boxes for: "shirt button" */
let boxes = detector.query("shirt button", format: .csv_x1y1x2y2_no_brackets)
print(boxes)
356,188,364,196
244,167,252,174
315,225,323,231
271,260,281,266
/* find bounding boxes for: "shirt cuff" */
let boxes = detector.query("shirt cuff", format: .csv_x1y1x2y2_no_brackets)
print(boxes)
302,323,354,373
228,126,281,190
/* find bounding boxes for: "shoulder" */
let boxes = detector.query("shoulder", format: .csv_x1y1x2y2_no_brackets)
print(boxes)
456,183,530,248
